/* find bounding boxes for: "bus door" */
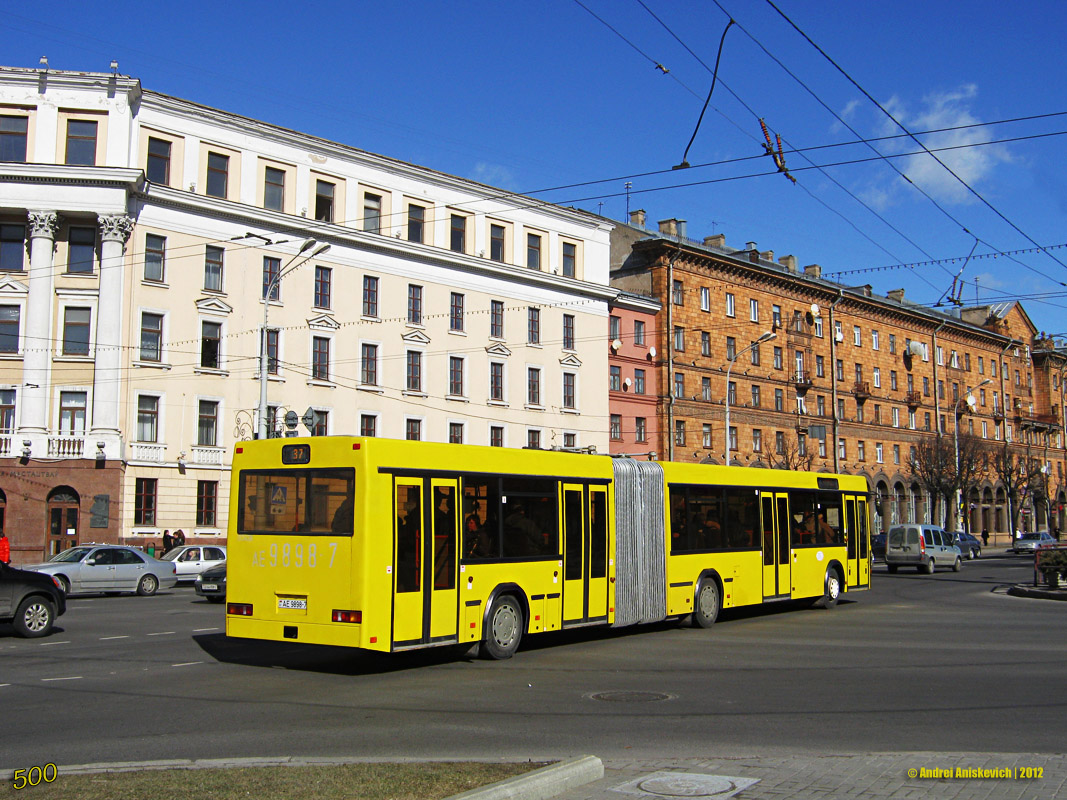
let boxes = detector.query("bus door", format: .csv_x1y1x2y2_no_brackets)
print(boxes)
562,484,586,624
855,497,870,587
587,487,609,621
761,492,791,599
392,478,460,647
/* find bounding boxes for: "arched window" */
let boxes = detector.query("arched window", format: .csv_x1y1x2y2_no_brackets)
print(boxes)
47,486,80,556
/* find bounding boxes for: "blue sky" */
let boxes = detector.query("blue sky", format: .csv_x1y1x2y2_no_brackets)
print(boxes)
7,1,1067,333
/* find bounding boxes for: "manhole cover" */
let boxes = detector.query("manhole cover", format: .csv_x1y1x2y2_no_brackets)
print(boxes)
587,691,674,702
612,771,760,798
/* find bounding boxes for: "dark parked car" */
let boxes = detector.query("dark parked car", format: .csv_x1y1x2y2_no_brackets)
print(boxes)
0,561,66,637
194,562,226,603
950,531,982,559
871,533,887,560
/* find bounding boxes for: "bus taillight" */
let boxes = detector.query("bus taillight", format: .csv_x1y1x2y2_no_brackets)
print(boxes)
332,610,362,623
227,603,253,616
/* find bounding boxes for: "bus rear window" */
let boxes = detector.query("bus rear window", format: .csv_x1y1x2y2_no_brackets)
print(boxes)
237,468,355,535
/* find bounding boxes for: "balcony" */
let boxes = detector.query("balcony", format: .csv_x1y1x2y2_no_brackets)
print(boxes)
48,435,85,458
905,391,922,408
853,381,870,402
793,370,813,392
130,442,166,463
192,446,225,466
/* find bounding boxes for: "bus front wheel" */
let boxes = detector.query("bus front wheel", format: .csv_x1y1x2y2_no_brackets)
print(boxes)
481,595,524,660
692,580,720,628
821,567,842,609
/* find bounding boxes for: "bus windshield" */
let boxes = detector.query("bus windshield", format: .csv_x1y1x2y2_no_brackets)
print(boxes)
237,468,355,535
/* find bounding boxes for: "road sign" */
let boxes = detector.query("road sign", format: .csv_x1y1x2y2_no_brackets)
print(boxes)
301,407,316,431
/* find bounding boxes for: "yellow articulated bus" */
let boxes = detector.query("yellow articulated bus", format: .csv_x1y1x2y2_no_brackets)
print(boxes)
225,437,870,659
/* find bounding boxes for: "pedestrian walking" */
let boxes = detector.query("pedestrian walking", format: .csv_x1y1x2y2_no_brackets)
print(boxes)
162,529,174,554
981,528,989,547
0,530,10,564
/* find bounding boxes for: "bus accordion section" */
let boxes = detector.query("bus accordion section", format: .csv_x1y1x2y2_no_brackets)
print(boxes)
225,437,870,659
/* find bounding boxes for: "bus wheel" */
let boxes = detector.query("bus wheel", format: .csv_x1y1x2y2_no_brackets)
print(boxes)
821,568,841,609
482,595,523,660
692,580,720,628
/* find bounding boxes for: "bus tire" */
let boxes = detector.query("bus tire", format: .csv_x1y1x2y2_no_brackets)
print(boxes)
481,595,524,660
692,580,720,628
821,567,841,609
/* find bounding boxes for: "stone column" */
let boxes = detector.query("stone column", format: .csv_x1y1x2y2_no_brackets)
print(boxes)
90,214,133,450
18,211,59,439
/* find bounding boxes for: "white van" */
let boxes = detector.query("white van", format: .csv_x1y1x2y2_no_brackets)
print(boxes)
885,524,961,574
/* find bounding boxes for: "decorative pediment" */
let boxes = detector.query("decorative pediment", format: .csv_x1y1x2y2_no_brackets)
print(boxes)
0,277,29,295
307,313,339,331
485,342,512,357
402,328,431,345
559,353,583,368
195,297,233,316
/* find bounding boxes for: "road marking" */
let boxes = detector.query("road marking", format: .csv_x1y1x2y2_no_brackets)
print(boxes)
39,641,70,646
147,631,176,636
193,627,219,632
100,635,129,640
41,676,82,682
0,683,10,688
172,661,203,667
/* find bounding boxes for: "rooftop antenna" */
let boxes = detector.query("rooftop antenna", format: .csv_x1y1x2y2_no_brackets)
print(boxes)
624,181,632,218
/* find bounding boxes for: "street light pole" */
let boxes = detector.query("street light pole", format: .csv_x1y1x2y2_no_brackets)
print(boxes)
954,377,992,532
257,239,331,439
724,331,776,465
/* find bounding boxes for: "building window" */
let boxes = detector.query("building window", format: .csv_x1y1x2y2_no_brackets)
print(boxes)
702,376,712,402
634,417,647,442
490,362,504,401
200,321,222,369
134,478,157,526
450,292,464,331
313,266,331,309
314,180,335,222
838,438,847,459
360,275,379,317
143,234,166,282
776,431,786,455
527,429,542,449
527,367,541,406
798,433,807,456
62,307,91,356
858,441,866,461
610,414,622,440
753,429,763,452
893,444,901,464
196,480,218,527
490,224,506,262
490,300,504,338
726,337,736,360
450,214,466,253
140,312,163,362
563,372,576,409
673,280,684,305
773,347,783,370
727,381,737,405
674,326,685,352
264,166,285,211
836,360,845,381
449,356,465,396
728,426,737,451
562,242,577,278
405,419,421,441
65,119,97,166
750,298,759,322
403,284,423,326
853,325,862,346
876,443,884,463
407,204,425,243
204,246,224,292
675,372,685,399
405,350,422,392
634,369,646,395
312,336,330,381
197,400,218,446
813,317,823,337
815,355,824,377
871,330,880,350
358,342,376,386
675,420,686,446
563,314,575,350
700,287,711,312
0,116,29,162
775,388,784,411
563,432,577,449
360,414,377,437
206,152,229,198
528,307,540,344
634,319,645,345
527,233,541,269
68,226,96,274
0,225,25,271
873,367,881,388
311,410,328,437
609,315,621,341
146,137,171,184
263,257,280,300
751,341,761,366
136,395,158,442
751,384,761,407
265,329,279,375
490,425,504,447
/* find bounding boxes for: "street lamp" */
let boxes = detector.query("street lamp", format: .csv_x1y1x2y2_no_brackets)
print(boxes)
954,377,992,532
724,331,776,464
258,239,331,439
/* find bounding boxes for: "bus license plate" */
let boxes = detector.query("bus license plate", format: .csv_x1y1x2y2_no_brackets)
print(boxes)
278,598,307,610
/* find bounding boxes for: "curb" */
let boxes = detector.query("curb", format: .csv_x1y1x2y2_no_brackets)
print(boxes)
1007,584,1067,601
445,756,604,800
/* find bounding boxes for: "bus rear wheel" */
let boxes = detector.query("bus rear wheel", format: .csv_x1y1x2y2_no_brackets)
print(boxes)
692,580,720,628
481,595,524,660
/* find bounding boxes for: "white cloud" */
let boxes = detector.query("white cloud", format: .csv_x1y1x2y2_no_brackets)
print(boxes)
470,162,516,190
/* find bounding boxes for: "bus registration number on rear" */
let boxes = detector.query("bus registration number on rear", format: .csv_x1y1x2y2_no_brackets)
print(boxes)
278,597,307,610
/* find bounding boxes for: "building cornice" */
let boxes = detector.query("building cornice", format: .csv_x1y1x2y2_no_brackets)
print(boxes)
0,163,145,191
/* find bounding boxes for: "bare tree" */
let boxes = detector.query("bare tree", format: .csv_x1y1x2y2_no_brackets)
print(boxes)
956,433,991,533
769,433,816,472
909,435,955,527
988,441,1042,534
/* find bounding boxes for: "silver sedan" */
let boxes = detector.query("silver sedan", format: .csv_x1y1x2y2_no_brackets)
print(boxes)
26,545,178,596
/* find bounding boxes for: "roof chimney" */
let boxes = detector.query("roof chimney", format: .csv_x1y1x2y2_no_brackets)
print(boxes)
745,241,757,251
887,288,906,303
778,255,797,273
760,250,774,263
704,234,726,249
677,220,687,240
803,264,822,279
629,209,646,228
658,218,680,237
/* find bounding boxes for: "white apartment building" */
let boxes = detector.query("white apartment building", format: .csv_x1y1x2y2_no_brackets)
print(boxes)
0,65,613,562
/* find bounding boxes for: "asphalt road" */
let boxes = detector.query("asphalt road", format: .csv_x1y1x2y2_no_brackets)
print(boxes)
2,554,1063,772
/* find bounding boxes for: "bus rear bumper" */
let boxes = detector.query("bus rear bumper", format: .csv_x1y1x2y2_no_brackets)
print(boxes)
226,616,375,649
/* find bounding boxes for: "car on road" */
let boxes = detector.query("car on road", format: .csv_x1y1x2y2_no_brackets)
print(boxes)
1012,531,1056,554
25,545,177,596
871,532,887,560
0,560,66,637
950,531,982,559
885,523,962,573
160,545,226,582
193,562,226,603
